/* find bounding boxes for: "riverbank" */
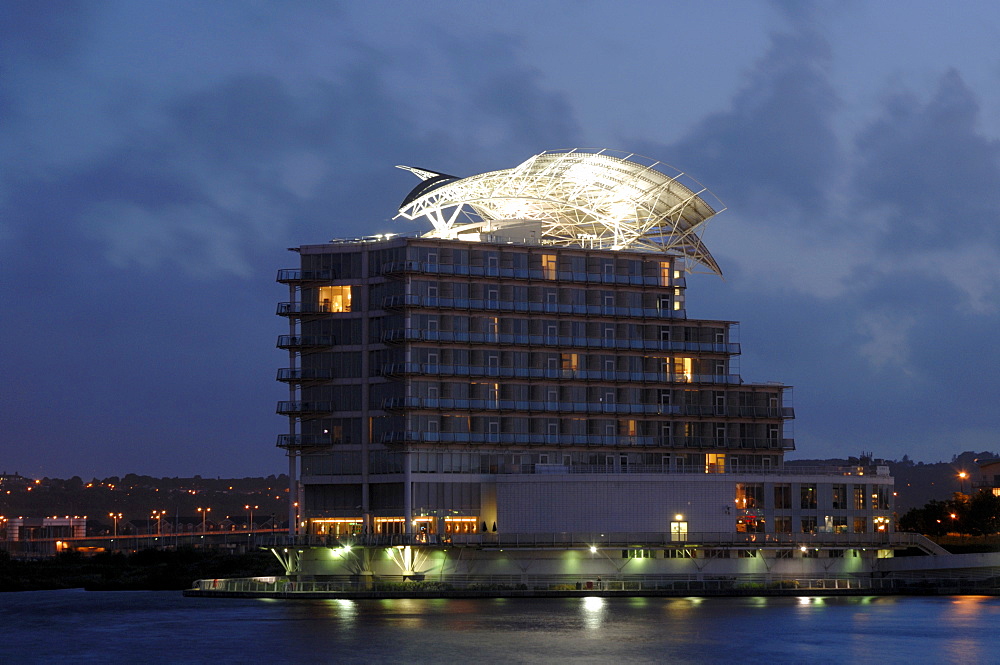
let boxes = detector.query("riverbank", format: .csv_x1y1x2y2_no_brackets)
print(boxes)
0,548,281,592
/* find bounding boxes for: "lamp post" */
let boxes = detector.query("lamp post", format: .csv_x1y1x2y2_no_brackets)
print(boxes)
245,504,258,532
958,471,968,494
197,507,211,534
109,512,122,538
152,510,166,537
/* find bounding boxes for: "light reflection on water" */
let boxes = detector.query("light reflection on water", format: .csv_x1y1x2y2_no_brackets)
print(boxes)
1,591,998,664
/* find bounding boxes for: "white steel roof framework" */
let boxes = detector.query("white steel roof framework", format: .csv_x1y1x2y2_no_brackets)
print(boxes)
395,148,727,275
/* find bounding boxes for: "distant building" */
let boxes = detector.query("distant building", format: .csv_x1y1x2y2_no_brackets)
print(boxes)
0,472,31,489
5,517,86,541
974,459,1000,496
274,149,904,580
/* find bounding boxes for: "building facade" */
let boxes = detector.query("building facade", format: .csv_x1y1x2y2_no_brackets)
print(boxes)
274,150,898,579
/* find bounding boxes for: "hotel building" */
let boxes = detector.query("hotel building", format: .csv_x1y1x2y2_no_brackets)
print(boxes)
273,150,905,580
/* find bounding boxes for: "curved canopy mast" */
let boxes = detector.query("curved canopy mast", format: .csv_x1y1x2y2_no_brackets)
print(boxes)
395,148,726,275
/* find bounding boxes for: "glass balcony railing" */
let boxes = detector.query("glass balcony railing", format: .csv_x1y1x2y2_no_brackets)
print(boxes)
276,401,333,416
381,328,739,354
380,362,743,385
380,397,792,419
382,294,685,320
276,368,336,383
276,269,337,283
382,396,679,415
380,261,687,289
276,335,337,350
276,302,330,317
275,434,339,448
379,431,794,450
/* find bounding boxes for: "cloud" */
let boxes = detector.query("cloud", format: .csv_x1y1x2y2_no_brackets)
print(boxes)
853,70,1000,254
662,28,841,218
0,1,94,66
856,311,917,373
0,6,586,477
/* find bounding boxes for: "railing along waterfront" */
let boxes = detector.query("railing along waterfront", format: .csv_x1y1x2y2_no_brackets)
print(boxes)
260,530,913,551
193,570,996,596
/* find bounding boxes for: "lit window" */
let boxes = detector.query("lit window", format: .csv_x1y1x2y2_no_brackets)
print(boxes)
560,353,579,371
542,254,557,280
318,286,353,312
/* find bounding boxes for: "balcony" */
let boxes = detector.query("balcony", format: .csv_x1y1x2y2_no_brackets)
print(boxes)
381,329,740,355
380,397,792,420
276,368,336,384
380,431,793,450
668,405,795,419
381,431,658,447
380,362,743,385
382,294,685,320
275,434,339,449
276,401,334,417
379,261,687,288
276,302,333,318
276,269,337,284
276,335,337,351
382,396,682,416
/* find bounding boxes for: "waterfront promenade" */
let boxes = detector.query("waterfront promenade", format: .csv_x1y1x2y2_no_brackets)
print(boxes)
0,528,284,557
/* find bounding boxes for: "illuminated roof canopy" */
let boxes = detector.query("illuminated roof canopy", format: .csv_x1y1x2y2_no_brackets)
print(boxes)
395,148,726,274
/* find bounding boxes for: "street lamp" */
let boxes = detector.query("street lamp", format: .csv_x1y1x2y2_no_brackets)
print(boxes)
245,504,259,532
151,510,166,537
109,512,122,538
958,471,969,494
197,507,211,534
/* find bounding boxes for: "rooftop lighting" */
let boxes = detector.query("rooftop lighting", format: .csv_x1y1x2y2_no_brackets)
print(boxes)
395,149,725,274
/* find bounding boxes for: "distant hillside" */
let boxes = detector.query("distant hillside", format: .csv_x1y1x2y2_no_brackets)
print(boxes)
0,474,289,531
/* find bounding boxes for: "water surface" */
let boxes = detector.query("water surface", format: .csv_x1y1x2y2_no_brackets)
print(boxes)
1,591,995,664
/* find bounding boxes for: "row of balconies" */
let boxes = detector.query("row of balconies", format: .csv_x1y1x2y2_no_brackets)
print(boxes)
382,294,683,320
276,398,785,419
379,397,792,419
277,329,740,355
379,261,687,288
381,329,739,354
378,431,794,450
380,362,742,385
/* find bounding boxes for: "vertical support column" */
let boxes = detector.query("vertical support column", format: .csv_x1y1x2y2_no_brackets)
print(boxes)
360,246,371,534
404,448,413,537
287,452,297,537
287,280,299,537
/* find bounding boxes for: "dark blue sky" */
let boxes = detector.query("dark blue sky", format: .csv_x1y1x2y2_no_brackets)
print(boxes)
4,1,1000,478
